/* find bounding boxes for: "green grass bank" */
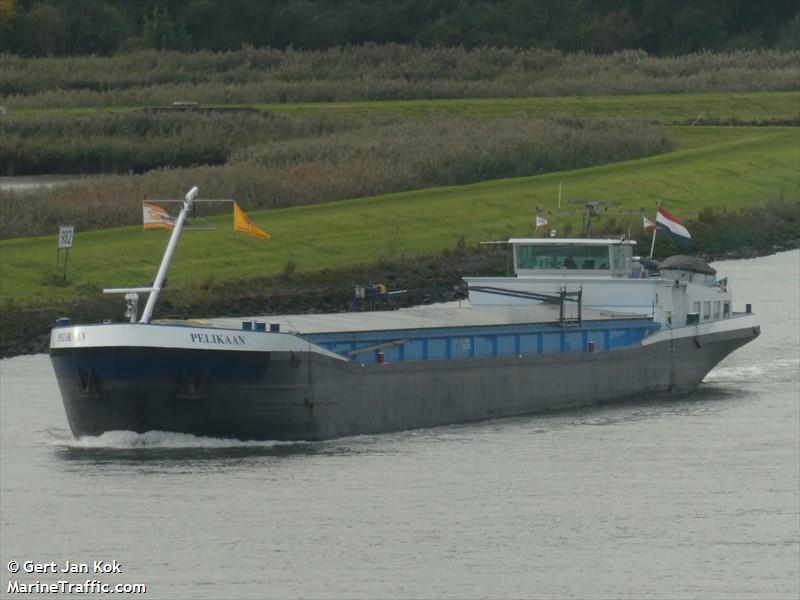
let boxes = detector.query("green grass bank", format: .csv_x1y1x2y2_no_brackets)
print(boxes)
8,91,800,124
2,125,797,306
257,91,800,124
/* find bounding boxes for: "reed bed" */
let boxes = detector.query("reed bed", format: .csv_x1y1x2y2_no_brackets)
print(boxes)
0,111,356,175
0,116,672,239
2,47,798,108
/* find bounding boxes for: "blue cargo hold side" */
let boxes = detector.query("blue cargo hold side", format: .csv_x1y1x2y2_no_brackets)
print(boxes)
301,318,657,363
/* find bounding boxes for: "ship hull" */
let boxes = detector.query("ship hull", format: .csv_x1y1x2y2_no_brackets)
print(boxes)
50,322,758,441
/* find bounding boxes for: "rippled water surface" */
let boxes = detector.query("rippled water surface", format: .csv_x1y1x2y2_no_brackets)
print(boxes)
1,251,798,599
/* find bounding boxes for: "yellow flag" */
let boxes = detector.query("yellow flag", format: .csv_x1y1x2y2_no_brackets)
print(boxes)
233,202,270,239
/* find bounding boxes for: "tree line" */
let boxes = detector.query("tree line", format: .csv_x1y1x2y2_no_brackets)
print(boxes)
1,0,798,57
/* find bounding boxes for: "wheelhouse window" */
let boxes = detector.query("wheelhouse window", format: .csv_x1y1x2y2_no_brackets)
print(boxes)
515,245,610,270
610,244,633,271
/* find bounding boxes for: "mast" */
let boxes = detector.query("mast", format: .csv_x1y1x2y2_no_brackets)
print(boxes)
648,199,661,259
138,186,198,323
105,187,237,323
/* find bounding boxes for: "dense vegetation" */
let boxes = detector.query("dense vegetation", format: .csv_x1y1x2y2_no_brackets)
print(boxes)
0,115,674,238
671,199,800,258
0,111,356,174
1,0,798,56
2,47,799,108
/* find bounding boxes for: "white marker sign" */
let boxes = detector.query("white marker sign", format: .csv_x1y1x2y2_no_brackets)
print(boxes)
58,225,74,249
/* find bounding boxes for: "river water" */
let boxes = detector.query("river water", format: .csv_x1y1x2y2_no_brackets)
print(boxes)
0,175,83,193
1,251,798,599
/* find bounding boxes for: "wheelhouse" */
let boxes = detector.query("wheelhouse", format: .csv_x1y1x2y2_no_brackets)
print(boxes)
510,238,637,278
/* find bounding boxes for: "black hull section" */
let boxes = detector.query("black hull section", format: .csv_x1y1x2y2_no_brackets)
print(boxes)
51,347,313,440
50,327,758,441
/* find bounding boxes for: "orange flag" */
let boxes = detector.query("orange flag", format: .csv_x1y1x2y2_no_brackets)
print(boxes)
233,202,270,239
142,202,176,230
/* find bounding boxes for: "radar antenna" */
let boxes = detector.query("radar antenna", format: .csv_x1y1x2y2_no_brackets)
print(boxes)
539,200,645,238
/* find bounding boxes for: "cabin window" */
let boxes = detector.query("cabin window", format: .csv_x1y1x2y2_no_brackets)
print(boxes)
723,302,730,318
609,245,633,271
713,301,720,319
515,245,610,270
703,301,711,320
692,301,701,314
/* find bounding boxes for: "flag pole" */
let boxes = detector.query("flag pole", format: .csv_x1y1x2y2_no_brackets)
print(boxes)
648,200,661,259
139,187,198,323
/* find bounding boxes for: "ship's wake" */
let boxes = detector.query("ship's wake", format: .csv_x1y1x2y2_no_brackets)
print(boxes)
704,357,800,384
49,429,288,450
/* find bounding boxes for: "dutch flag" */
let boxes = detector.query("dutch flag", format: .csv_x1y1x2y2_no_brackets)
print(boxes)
655,207,691,246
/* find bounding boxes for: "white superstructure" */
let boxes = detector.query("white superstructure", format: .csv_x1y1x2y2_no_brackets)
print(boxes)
465,238,734,329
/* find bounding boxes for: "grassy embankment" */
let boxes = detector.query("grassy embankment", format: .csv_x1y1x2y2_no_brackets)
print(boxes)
258,91,800,123
2,91,798,239
7,91,800,122
2,124,797,306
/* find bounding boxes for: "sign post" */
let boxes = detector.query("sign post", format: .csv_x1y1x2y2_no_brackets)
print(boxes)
56,225,74,281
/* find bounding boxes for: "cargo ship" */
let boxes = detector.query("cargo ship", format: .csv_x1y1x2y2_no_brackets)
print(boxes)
50,188,760,440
